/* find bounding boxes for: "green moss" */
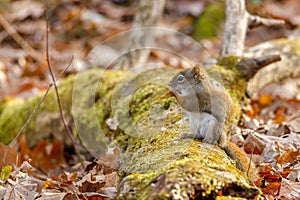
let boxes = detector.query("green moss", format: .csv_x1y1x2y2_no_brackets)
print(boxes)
0,99,27,143
0,65,259,199
217,56,241,69
118,139,259,199
112,67,258,199
193,1,225,40
0,68,125,147
275,38,300,55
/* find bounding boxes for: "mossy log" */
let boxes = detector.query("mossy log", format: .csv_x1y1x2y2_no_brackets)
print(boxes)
6,37,300,200
0,62,260,199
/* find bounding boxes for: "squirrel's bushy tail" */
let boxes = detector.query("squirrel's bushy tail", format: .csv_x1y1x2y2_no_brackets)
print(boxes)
222,141,259,182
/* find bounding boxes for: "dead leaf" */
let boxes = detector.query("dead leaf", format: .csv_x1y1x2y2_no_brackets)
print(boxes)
243,132,266,154
19,139,66,172
259,0,300,26
261,181,280,196
249,132,300,152
287,163,300,181
0,183,38,200
273,106,287,124
288,111,300,133
77,173,106,193
259,94,273,106
104,172,118,188
5,0,44,22
277,149,300,166
35,192,67,200
279,178,300,199
100,187,117,199
0,143,20,167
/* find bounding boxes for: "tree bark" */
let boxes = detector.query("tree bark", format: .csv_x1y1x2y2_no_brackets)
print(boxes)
114,0,166,70
246,39,300,96
220,0,284,57
220,0,248,56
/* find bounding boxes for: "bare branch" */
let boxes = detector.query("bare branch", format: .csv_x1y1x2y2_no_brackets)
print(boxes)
0,13,43,63
248,14,285,29
220,0,247,56
3,7,78,164
114,0,166,70
237,54,281,80
246,40,300,96
44,7,76,147
3,84,52,163
58,55,74,77
221,0,285,57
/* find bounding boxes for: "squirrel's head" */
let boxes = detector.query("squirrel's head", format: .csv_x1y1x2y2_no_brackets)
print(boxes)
168,64,209,94
168,64,210,111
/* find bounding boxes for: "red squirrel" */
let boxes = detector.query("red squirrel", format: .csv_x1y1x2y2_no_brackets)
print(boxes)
168,65,259,182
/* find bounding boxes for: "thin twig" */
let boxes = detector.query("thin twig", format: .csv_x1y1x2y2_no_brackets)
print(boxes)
8,84,53,148
2,4,78,166
58,55,74,77
3,84,52,164
247,143,256,180
248,13,285,29
44,7,76,147
0,13,42,63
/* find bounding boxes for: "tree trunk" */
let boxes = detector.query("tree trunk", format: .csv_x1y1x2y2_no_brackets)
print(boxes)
114,0,166,70
220,0,247,56
220,0,283,57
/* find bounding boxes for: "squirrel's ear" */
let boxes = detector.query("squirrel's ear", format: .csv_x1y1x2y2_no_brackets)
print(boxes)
192,64,207,81
192,64,204,80
192,64,200,75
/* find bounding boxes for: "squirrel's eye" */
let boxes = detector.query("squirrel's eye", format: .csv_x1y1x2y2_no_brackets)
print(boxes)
177,74,185,83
